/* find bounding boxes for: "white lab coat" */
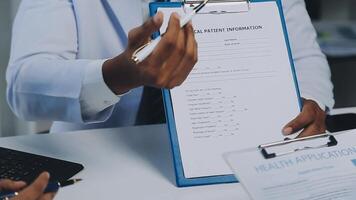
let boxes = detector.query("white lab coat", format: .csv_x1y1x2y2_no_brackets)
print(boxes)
6,0,334,133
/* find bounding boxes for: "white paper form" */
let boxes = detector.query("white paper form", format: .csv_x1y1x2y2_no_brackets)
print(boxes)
163,2,301,178
225,130,356,200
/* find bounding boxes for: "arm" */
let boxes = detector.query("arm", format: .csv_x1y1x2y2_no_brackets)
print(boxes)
283,0,334,109
7,1,197,124
281,0,335,137
6,0,116,123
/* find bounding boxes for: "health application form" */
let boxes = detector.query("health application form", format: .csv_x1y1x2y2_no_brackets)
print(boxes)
163,2,300,179
225,131,356,200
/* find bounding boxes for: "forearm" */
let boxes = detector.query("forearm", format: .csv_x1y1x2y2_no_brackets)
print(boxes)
102,53,143,95
295,55,334,110
7,0,120,123
7,58,115,123
283,0,335,109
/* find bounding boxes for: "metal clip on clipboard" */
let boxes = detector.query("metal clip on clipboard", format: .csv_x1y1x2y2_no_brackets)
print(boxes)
183,0,250,14
259,134,338,159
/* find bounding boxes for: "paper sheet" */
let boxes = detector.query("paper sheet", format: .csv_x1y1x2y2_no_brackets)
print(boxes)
161,2,300,178
225,131,356,200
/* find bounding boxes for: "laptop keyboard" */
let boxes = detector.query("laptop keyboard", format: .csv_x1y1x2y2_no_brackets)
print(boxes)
0,147,83,183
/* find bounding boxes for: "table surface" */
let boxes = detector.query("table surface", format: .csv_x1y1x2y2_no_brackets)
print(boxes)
2,107,356,199
0,124,250,200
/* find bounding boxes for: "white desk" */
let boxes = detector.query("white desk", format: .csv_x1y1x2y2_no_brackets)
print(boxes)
0,124,250,200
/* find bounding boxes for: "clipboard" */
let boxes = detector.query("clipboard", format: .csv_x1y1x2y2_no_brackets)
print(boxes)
149,0,302,187
222,130,356,200
259,133,338,159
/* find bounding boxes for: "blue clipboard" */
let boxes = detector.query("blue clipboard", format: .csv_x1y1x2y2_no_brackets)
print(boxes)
149,0,302,187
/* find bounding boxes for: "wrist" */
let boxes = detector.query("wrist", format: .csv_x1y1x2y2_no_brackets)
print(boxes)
301,97,327,112
102,53,143,95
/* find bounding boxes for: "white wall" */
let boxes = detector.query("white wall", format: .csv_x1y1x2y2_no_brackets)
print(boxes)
0,0,15,137
0,0,45,137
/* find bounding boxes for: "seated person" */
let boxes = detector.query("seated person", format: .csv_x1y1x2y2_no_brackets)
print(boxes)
6,0,333,137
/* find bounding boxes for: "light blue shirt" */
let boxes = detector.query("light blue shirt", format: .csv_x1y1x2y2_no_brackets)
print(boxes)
6,0,334,133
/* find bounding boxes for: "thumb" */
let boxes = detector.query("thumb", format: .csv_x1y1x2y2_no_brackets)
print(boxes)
128,11,164,47
15,172,50,200
282,111,314,136
0,180,27,191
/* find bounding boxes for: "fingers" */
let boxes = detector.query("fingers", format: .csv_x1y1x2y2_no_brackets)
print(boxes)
130,12,198,89
298,123,326,138
103,13,197,95
0,180,26,191
282,99,327,137
14,172,50,200
282,109,315,135
128,11,164,47
168,22,198,87
148,13,181,67
150,19,197,89
140,13,186,87
156,18,188,86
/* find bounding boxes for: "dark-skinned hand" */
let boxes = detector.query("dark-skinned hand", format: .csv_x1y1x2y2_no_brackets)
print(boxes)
102,11,198,94
282,99,327,138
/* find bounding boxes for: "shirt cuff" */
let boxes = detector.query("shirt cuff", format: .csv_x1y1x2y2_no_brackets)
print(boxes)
80,59,121,118
301,94,327,112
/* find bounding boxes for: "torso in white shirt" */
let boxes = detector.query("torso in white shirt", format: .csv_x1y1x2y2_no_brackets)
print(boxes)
51,0,155,132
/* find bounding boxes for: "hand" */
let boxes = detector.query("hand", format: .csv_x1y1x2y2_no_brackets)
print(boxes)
0,172,56,200
282,99,327,138
103,11,198,94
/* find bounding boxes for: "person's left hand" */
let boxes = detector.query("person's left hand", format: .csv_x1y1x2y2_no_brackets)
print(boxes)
282,99,327,138
0,172,56,200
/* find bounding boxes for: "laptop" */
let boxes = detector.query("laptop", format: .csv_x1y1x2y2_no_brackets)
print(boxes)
0,147,84,183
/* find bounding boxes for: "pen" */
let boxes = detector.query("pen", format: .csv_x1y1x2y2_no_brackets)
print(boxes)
0,179,82,200
132,0,209,64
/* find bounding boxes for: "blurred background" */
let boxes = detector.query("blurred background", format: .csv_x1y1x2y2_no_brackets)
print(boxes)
0,0,51,137
0,0,356,137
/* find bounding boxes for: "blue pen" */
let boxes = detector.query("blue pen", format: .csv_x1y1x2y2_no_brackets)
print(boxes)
0,179,82,200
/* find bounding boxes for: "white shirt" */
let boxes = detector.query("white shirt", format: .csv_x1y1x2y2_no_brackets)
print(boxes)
6,0,334,133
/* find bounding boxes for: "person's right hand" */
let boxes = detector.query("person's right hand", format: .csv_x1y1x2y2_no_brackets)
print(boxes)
0,172,56,200
103,11,198,95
